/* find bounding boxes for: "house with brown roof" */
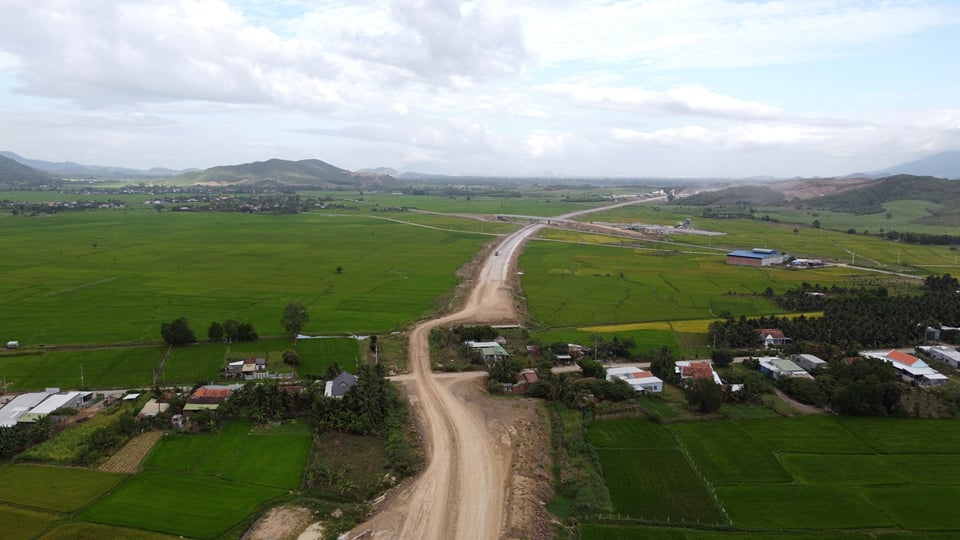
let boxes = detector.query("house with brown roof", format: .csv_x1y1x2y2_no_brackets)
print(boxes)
675,360,723,387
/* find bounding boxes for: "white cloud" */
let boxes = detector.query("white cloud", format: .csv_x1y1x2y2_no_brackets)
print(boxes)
542,83,786,121
524,130,571,158
522,0,959,70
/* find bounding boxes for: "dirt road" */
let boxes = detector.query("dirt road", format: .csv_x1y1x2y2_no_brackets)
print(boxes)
349,197,657,540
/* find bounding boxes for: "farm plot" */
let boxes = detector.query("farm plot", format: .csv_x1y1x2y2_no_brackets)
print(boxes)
79,471,283,539
735,416,874,454
670,422,790,483
838,417,960,454
586,416,678,449
716,484,893,529
779,454,908,486
865,486,960,530
144,419,311,489
39,522,180,540
519,240,877,329
99,430,165,474
883,453,960,484
161,342,228,384
0,464,127,513
0,211,494,345
0,346,165,391
596,448,725,524
294,337,361,377
0,505,60,540
580,525,874,540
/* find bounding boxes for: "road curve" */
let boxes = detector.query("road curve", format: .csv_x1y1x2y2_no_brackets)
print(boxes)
350,196,658,540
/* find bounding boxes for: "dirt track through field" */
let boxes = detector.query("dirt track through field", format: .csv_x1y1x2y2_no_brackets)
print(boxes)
348,197,660,540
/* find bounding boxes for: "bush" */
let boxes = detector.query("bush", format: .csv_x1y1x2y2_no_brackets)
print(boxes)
777,376,827,408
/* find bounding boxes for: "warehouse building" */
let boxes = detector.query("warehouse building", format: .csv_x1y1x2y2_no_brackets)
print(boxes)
727,248,786,267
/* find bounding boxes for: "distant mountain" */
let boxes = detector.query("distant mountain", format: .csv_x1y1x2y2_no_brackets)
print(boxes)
864,151,960,179
676,185,786,207
0,151,185,179
0,154,59,187
170,158,395,187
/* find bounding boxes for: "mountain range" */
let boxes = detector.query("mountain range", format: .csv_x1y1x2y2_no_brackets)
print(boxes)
1,149,959,186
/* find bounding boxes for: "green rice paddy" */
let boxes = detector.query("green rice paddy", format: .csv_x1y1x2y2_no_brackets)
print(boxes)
585,415,960,536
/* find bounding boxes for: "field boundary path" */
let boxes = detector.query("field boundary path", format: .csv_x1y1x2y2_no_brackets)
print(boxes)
348,196,661,540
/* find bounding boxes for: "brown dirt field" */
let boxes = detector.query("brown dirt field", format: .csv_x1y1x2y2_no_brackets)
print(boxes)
98,430,164,474
245,505,318,540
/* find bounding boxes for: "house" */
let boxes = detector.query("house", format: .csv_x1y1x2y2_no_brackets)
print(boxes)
861,350,948,387
324,371,358,398
758,329,790,348
182,384,240,414
606,367,663,393
758,357,813,380
675,360,723,387
501,369,539,394
5,341,18,349
790,353,827,373
226,357,267,378
464,341,510,362
920,345,960,369
726,248,786,267
567,344,590,359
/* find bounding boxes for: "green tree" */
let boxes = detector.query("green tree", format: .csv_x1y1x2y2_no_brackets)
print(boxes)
577,358,606,379
650,346,676,381
686,378,722,413
281,301,310,336
161,317,197,346
336,265,343,275
282,349,301,366
207,321,224,342
710,349,735,368
223,319,240,342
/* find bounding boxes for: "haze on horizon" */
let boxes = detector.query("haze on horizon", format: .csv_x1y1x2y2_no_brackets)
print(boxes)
0,0,957,179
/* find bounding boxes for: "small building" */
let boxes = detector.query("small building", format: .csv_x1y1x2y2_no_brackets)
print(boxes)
920,345,960,369
183,384,240,414
758,329,790,348
675,360,723,387
606,367,663,393
758,357,813,380
5,341,18,349
791,353,827,373
727,248,786,267
324,371,358,398
464,340,510,362
502,369,539,395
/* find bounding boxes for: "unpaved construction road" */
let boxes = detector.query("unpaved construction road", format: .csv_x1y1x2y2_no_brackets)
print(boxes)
348,197,660,540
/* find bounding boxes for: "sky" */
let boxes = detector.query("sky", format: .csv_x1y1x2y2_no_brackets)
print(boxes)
0,0,958,178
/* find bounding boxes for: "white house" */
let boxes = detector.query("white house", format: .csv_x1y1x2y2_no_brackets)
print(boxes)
920,345,960,369
5,341,18,349
606,367,663,393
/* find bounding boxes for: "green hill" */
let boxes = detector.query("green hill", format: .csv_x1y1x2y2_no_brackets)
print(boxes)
0,155,59,187
805,175,960,215
677,185,786,207
170,158,394,187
